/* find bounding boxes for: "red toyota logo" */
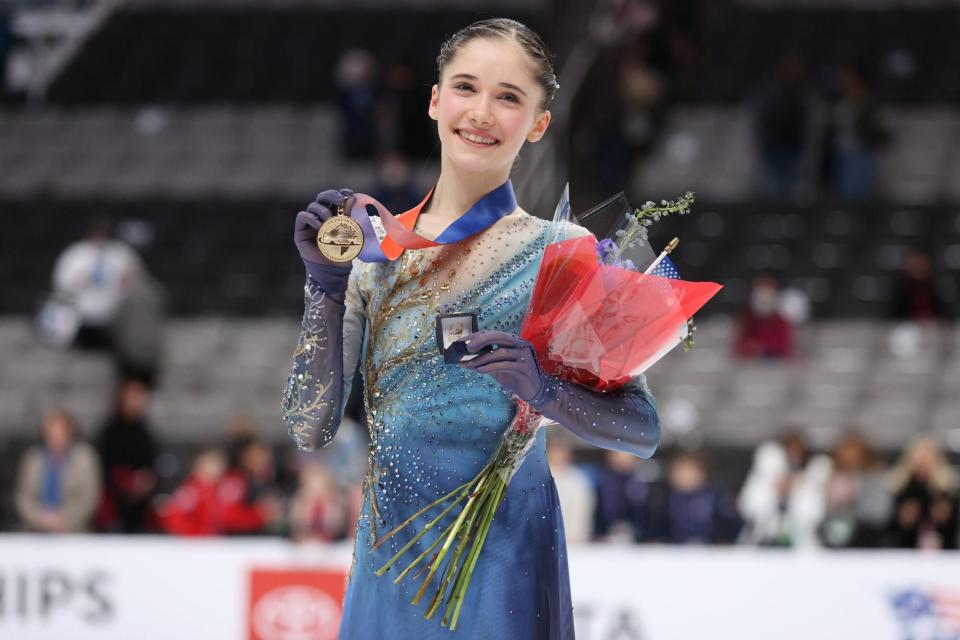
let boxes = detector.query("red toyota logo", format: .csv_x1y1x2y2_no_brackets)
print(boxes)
249,569,347,640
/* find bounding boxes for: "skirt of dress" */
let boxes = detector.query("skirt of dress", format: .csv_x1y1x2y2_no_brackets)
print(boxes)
338,448,574,640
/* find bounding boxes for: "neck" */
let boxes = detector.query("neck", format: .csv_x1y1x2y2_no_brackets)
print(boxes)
423,158,512,220
47,446,68,459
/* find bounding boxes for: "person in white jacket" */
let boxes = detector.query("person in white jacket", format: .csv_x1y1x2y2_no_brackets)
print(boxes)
737,431,832,547
51,220,144,347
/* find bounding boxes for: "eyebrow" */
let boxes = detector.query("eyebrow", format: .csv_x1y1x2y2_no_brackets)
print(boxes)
449,73,528,97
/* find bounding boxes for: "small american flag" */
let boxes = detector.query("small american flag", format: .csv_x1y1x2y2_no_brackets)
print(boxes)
649,255,681,280
891,587,960,635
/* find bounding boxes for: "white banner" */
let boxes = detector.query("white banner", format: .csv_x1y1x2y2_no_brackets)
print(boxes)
567,545,960,640
1,535,959,640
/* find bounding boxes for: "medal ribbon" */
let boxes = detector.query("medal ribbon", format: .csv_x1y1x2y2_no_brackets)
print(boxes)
346,179,518,263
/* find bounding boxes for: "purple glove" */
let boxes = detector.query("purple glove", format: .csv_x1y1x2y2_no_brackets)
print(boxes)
294,188,356,302
457,331,546,402
458,330,661,458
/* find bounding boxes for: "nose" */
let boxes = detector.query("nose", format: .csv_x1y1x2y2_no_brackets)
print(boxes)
468,97,494,127
469,111,492,128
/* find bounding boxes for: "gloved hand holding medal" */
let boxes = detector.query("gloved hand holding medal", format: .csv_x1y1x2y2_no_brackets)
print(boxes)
294,180,520,300
316,197,364,263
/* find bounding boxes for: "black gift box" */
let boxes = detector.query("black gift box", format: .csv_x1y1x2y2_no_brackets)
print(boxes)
436,312,480,364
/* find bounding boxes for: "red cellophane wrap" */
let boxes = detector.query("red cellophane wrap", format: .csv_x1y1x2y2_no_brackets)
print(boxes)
520,235,722,393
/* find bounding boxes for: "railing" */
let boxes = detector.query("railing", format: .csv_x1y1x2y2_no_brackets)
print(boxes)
6,0,124,103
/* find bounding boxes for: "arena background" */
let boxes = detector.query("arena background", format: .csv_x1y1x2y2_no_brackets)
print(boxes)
1,0,959,638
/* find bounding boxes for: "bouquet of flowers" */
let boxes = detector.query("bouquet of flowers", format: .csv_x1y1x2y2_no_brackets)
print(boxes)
374,186,722,630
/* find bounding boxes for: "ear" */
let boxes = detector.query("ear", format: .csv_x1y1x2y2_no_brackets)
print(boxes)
428,84,440,121
526,110,552,143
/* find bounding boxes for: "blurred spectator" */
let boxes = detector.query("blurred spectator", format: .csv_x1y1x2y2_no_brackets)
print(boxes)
371,153,421,215
659,5,704,100
587,39,667,196
281,418,366,513
643,451,741,544
375,59,434,158
754,53,812,199
547,432,595,544
734,274,795,360
15,409,100,533
43,218,164,385
594,450,649,542
224,413,258,463
826,64,889,200
819,431,892,548
95,379,159,533
619,40,665,162
889,248,950,322
47,218,141,348
888,437,958,550
335,48,379,159
738,431,832,547
158,448,227,537
778,284,812,325
570,43,623,198
289,461,346,542
220,436,285,536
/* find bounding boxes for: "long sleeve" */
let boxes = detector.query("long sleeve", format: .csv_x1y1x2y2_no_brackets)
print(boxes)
531,374,660,459
14,449,43,530
282,272,365,451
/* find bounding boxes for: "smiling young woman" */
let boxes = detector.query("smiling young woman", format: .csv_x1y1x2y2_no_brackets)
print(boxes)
284,18,660,639
428,36,550,178
417,28,553,238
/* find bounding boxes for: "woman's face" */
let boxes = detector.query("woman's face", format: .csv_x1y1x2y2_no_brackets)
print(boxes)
429,38,551,177
42,412,72,454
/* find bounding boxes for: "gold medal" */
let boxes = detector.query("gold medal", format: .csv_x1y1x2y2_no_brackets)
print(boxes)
316,202,364,263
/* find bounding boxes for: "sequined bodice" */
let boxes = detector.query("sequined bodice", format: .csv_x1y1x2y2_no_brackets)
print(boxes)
349,212,566,530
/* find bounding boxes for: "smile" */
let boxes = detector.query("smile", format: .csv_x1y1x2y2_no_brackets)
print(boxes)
456,129,500,147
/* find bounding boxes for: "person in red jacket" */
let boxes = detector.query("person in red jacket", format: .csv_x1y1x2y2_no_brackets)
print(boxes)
218,437,284,536
158,448,227,536
734,274,795,360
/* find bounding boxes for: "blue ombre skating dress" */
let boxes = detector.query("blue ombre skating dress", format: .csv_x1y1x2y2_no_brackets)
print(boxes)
283,212,659,639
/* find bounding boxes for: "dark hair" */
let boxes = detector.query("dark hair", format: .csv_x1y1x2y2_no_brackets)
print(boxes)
436,18,559,112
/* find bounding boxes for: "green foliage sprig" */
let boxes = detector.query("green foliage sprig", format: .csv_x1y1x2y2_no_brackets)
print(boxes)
615,192,699,351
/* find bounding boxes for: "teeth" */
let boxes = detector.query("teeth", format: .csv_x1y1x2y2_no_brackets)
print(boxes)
459,130,497,145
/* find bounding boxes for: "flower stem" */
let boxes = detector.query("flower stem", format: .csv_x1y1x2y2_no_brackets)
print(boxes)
375,488,470,578
411,553,438,582
447,477,506,630
373,472,480,551
392,518,455,584
424,486,490,619
410,469,493,605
